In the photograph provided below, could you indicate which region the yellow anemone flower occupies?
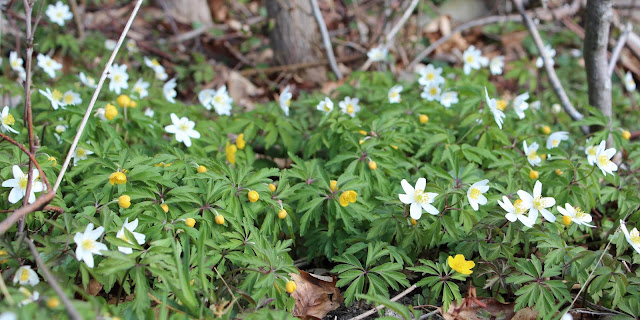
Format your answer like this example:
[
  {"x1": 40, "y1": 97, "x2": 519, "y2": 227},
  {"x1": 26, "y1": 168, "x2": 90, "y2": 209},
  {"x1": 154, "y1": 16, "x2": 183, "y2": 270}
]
[{"x1": 447, "y1": 254, "x2": 475, "y2": 275}]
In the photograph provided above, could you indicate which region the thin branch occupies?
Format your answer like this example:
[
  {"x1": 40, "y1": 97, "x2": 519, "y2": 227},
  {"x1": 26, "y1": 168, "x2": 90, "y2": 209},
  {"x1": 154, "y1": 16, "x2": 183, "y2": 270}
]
[
  {"x1": 26, "y1": 238, "x2": 81, "y2": 320},
  {"x1": 310, "y1": 0, "x2": 342, "y2": 79},
  {"x1": 68, "y1": 0, "x2": 85, "y2": 40},
  {"x1": 0, "y1": 132, "x2": 51, "y2": 191},
  {"x1": 349, "y1": 284, "x2": 417, "y2": 320},
  {"x1": 360, "y1": 0, "x2": 420, "y2": 71},
  {"x1": 53, "y1": 0, "x2": 144, "y2": 192},
  {"x1": 513, "y1": 0, "x2": 588, "y2": 134},
  {"x1": 608, "y1": 22, "x2": 631, "y2": 76}
]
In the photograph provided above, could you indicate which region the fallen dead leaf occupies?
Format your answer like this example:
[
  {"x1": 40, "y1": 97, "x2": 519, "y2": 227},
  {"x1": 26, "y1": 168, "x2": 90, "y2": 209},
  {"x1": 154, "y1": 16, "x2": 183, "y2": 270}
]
[
  {"x1": 290, "y1": 269, "x2": 343, "y2": 320},
  {"x1": 87, "y1": 279, "x2": 103, "y2": 296},
  {"x1": 227, "y1": 71, "x2": 263, "y2": 111},
  {"x1": 512, "y1": 307, "x2": 538, "y2": 320},
  {"x1": 439, "y1": 298, "x2": 516, "y2": 320}
]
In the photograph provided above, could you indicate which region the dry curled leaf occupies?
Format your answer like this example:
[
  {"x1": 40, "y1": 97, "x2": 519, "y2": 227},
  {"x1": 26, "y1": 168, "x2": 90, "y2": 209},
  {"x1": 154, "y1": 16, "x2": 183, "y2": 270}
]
[
  {"x1": 290, "y1": 269, "x2": 343, "y2": 320},
  {"x1": 439, "y1": 298, "x2": 516, "y2": 320}
]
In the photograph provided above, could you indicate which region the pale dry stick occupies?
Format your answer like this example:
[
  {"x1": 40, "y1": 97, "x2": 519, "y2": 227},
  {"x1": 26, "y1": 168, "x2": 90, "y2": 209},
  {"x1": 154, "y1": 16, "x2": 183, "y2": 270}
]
[
  {"x1": 68, "y1": 0, "x2": 84, "y2": 40},
  {"x1": 359, "y1": 0, "x2": 420, "y2": 71},
  {"x1": 608, "y1": 22, "x2": 631, "y2": 76},
  {"x1": 310, "y1": 0, "x2": 342, "y2": 79},
  {"x1": 513, "y1": 0, "x2": 588, "y2": 134},
  {"x1": 0, "y1": 0, "x2": 145, "y2": 235},
  {"x1": 26, "y1": 238, "x2": 81, "y2": 320},
  {"x1": 349, "y1": 284, "x2": 417, "y2": 320},
  {"x1": 53, "y1": 0, "x2": 144, "y2": 192},
  {"x1": 0, "y1": 272, "x2": 15, "y2": 305}
]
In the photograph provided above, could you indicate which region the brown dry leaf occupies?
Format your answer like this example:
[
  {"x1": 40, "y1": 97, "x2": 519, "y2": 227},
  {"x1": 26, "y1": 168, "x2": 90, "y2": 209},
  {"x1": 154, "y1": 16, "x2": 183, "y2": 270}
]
[
  {"x1": 439, "y1": 298, "x2": 516, "y2": 320},
  {"x1": 512, "y1": 307, "x2": 538, "y2": 319},
  {"x1": 227, "y1": 71, "x2": 263, "y2": 111},
  {"x1": 87, "y1": 279, "x2": 103, "y2": 296},
  {"x1": 290, "y1": 269, "x2": 343, "y2": 320},
  {"x1": 209, "y1": 0, "x2": 228, "y2": 22}
]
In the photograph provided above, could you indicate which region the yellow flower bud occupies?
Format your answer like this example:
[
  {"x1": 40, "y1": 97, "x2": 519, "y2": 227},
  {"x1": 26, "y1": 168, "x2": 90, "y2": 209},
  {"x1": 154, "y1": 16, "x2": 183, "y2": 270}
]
[
  {"x1": 410, "y1": 219, "x2": 417, "y2": 226},
  {"x1": 197, "y1": 165, "x2": 207, "y2": 173},
  {"x1": 529, "y1": 170, "x2": 539, "y2": 180},
  {"x1": 186, "y1": 218, "x2": 196, "y2": 228},
  {"x1": 390, "y1": 145, "x2": 398, "y2": 150},
  {"x1": 109, "y1": 171, "x2": 127, "y2": 185},
  {"x1": 47, "y1": 297, "x2": 60, "y2": 308},
  {"x1": 190, "y1": 279, "x2": 195, "y2": 285},
  {"x1": 278, "y1": 209, "x2": 287, "y2": 219},
  {"x1": 419, "y1": 114, "x2": 429, "y2": 124},
  {"x1": 236, "y1": 133, "x2": 246, "y2": 149},
  {"x1": 0, "y1": 250, "x2": 7, "y2": 264},
  {"x1": 330, "y1": 180, "x2": 338, "y2": 192},
  {"x1": 268, "y1": 183, "x2": 277, "y2": 192},
  {"x1": 248, "y1": 190, "x2": 259, "y2": 203},
  {"x1": 285, "y1": 280, "x2": 297, "y2": 293},
  {"x1": 622, "y1": 130, "x2": 631, "y2": 140},
  {"x1": 105, "y1": 104, "x2": 118, "y2": 120},
  {"x1": 555, "y1": 169, "x2": 563, "y2": 176},
  {"x1": 215, "y1": 215, "x2": 225, "y2": 225},
  {"x1": 541, "y1": 154, "x2": 547, "y2": 160},
  {"x1": 359, "y1": 140, "x2": 364, "y2": 145},
  {"x1": 562, "y1": 215, "x2": 572, "y2": 226},
  {"x1": 161, "y1": 203, "x2": 169, "y2": 213},
  {"x1": 358, "y1": 130, "x2": 367, "y2": 136},
  {"x1": 368, "y1": 161, "x2": 377, "y2": 170},
  {"x1": 48, "y1": 156, "x2": 57, "y2": 166},
  {"x1": 129, "y1": 100, "x2": 137, "y2": 108},
  {"x1": 541, "y1": 125, "x2": 551, "y2": 135},
  {"x1": 118, "y1": 195, "x2": 131, "y2": 209},
  {"x1": 226, "y1": 142, "x2": 237, "y2": 165},
  {"x1": 116, "y1": 95, "x2": 131, "y2": 108}
]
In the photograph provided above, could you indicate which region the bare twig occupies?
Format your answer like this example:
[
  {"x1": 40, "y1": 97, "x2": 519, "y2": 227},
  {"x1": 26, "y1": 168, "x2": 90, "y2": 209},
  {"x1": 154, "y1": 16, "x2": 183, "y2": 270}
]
[
  {"x1": 360, "y1": 0, "x2": 419, "y2": 71},
  {"x1": 513, "y1": 0, "x2": 588, "y2": 134},
  {"x1": 608, "y1": 23, "x2": 631, "y2": 76},
  {"x1": 26, "y1": 238, "x2": 81, "y2": 320},
  {"x1": 309, "y1": 0, "x2": 342, "y2": 79},
  {"x1": 53, "y1": 0, "x2": 144, "y2": 192},
  {"x1": 68, "y1": 0, "x2": 84, "y2": 40},
  {"x1": 0, "y1": 132, "x2": 50, "y2": 191},
  {"x1": 349, "y1": 284, "x2": 417, "y2": 320}
]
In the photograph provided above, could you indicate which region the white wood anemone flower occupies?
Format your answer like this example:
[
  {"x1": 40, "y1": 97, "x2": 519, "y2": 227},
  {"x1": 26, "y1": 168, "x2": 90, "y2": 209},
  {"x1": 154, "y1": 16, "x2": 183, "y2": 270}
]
[
  {"x1": 594, "y1": 141, "x2": 618, "y2": 176},
  {"x1": 62, "y1": 90, "x2": 82, "y2": 106},
  {"x1": 39, "y1": 88, "x2": 66, "y2": 110},
  {"x1": 132, "y1": 78, "x2": 150, "y2": 99},
  {"x1": 72, "y1": 142, "x2": 94, "y2": 165},
  {"x1": 421, "y1": 84, "x2": 441, "y2": 102},
  {"x1": 74, "y1": 223, "x2": 108, "y2": 268},
  {"x1": 36, "y1": 54, "x2": 62, "y2": 78},
  {"x1": 517, "y1": 180, "x2": 556, "y2": 222},
  {"x1": 417, "y1": 64, "x2": 444, "y2": 87},
  {"x1": 523, "y1": 140, "x2": 541, "y2": 167},
  {"x1": 78, "y1": 72, "x2": 97, "y2": 88},
  {"x1": 546, "y1": 131, "x2": 568, "y2": 149},
  {"x1": 388, "y1": 85, "x2": 403, "y2": 104},
  {"x1": 498, "y1": 196, "x2": 535, "y2": 228},
  {"x1": 163, "y1": 78, "x2": 177, "y2": 104},
  {"x1": 316, "y1": 97, "x2": 334, "y2": 113},
  {"x1": 367, "y1": 46, "x2": 388, "y2": 62},
  {"x1": 557, "y1": 203, "x2": 595, "y2": 227},
  {"x1": 46, "y1": 1, "x2": 72, "y2": 26},
  {"x1": 1, "y1": 106, "x2": 18, "y2": 134},
  {"x1": 484, "y1": 88, "x2": 505, "y2": 129},
  {"x1": 1, "y1": 165, "x2": 45, "y2": 204},
  {"x1": 512, "y1": 92, "x2": 529, "y2": 119},
  {"x1": 12, "y1": 266, "x2": 39, "y2": 286},
  {"x1": 9, "y1": 51, "x2": 24, "y2": 73},
  {"x1": 440, "y1": 91, "x2": 458, "y2": 108},
  {"x1": 116, "y1": 218, "x2": 146, "y2": 255},
  {"x1": 585, "y1": 141, "x2": 601, "y2": 166},
  {"x1": 467, "y1": 179, "x2": 490, "y2": 211},
  {"x1": 279, "y1": 86, "x2": 292, "y2": 117},
  {"x1": 17, "y1": 287, "x2": 39, "y2": 306},
  {"x1": 462, "y1": 45, "x2": 488, "y2": 75},
  {"x1": 108, "y1": 64, "x2": 129, "y2": 94},
  {"x1": 490, "y1": 56, "x2": 504, "y2": 75},
  {"x1": 624, "y1": 71, "x2": 636, "y2": 92},
  {"x1": 620, "y1": 220, "x2": 640, "y2": 255},
  {"x1": 339, "y1": 96, "x2": 360, "y2": 117},
  {"x1": 536, "y1": 44, "x2": 556, "y2": 68},
  {"x1": 165, "y1": 113, "x2": 200, "y2": 147},
  {"x1": 398, "y1": 178, "x2": 439, "y2": 220}
]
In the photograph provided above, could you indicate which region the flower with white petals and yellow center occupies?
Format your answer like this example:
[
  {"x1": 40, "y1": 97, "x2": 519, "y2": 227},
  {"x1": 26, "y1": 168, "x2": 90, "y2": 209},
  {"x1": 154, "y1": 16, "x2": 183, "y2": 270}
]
[
  {"x1": 316, "y1": 97, "x2": 334, "y2": 113},
  {"x1": 490, "y1": 55, "x2": 504, "y2": 75},
  {"x1": 624, "y1": 71, "x2": 636, "y2": 92},
  {"x1": 585, "y1": 142, "x2": 601, "y2": 166},
  {"x1": 518, "y1": 180, "x2": 556, "y2": 222},
  {"x1": 398, "y1": 178, "x2": 439, "y2": 220},
  {"x1": 484, "y1": 88, "x2": 506, "y2": 129},
  {"x1": 462, "y1": 45, "x2": 488, "y2": 75},
  {"x1": 165, "y1": 113, "x2": 200, "y2": 147},
  {"x1": 523, "y1": 140, "x2": 541, "y2": 166},
  {"x1": 18, "y1": 287, "x2": 39, "y2": 306},
  {"x1": 367, "y1": 46, "x2": 388, "y2": 62},
  {"x1": 39, "y1": 88, "x2": 66, "y2": 110},
  {"x1": 116, "y1": 218, "x2": 146, "y2": 255},
  {"x1": 36, "y1": 54, "x2": 62, "y2": 78},
  {"x1": 62, "y1": 90, "x2": 82, "y2": 106},
  {"x1": 499, "y1": 196, "x2": 535, "y2": 227},
  {"x1": 1, "y1": 106, "x2": 18, "y2": 134},
  {"x1": 513, "y1": 92, "x2": 529, "y2": 119},
  {"x1": 339, "y1": 96, "x2": 360, "y2": 117},
  {"x1": 132, "y1": 78, "x2": 149, "y2": 99},
  {"x1": 546, "y1": 131, "x2": 568, "y2": 149},
  {"x1": 9, "y1": 51, "x2": 24, "y2": 76},
  {"x1": 12, "y1": 266, "x2": 39, "y2": 286},
  {"x1": 279, "y1": 86, "x2": 293, "y2": 116},
  {"x1": 417, "y1": 64, "x2": 444, "y2": 87},
  {"x1": 467, "y1": 179, "x2": 489, "y2": 211},
  {"x1": 78, "y1": 72, "x2": 97, "y2": 88},
  {"x1": 108, "y1": 64, "x2": 129, "y2": 94},
  {"x1": 388, "y1": 85, "x2": 403, "y2": 104},
  {"x1": 73, "y1": 223, "x2": 108, "y2": 268},
  {"x1": 200, "y1": 86, "x2": 233, "y2": 115},
  {"x1": 557, "y1": 203, "x2": 594, "y2": 227},
  {"x1": 620, "y1": 220, "x2": 640, "y2": 255},
  {"x1": 163, "y1": 78, "x2": 177, "y2": 104},
  {"x1": 1, "y1": 165, "x2": 45, "y2": 204},
  {"x1": 421, "y1": 84, "x2": 441, "y2": 102},
  {"x1": 72, "y1": 142, "x2": 94, "y2": 165},
  {"x1": 536, "y1": 44, "x2": 556, "y2": 68},
  {"x1": 594, "y1": 141, "x2": 618, "y2": 176},
  {"x1": 46, "y1": 1, "x2": 72, "y2": 26},
  {"x1": 440, "y1": 91, "x2": 458, "y2": 108}
]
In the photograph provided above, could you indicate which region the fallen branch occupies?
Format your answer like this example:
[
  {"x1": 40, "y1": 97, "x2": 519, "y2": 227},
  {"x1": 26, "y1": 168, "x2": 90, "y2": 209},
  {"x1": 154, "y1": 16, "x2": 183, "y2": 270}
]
[
  {"x1": 514, "y1": 0, "x2": 588, "y2": 134},
  {"x1": 26, "y1": 238, "x2": 81, "y2": 320},
  {"x1": 360, "y1": 0, "x2": 420, "y2": 71},
  {"x1": 310, "y1": 0, "x2": 342, "y2": 79},
  {"x1": 349, "y1": 284, "x2": 417, "y2": 320},
  {"x1": 608, "y1": 23, "x2": 631, "y2": 76}
]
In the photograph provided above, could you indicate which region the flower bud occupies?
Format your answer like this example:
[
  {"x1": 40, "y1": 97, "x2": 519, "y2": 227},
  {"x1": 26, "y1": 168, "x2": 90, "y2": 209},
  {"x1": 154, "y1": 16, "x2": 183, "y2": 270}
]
[
  {"x1": 529, "y1": 170, "x2": 539, "y2": 180},
  {"x1": 285, "y1": 280, "x2": 297, "y2": 293},
  {"x1": 215, "y1": 215, "x2": 225, "y2": 225},
  {"x1": 186, "y1": 218, "x2": 196, "y2": 228},
  {"x1": 419, "y1": 114, "x2": 429, "y2": 124},
  {"x1": 118, "y1": 195, "x2": 131, "y2": 209},
  {"x1": 248, "y1": 190, "x2": 259, "y2": 202},
  {"x1": 278, "y1": 209, "x2": 287, "y2": 219},
  {"x1": 197, "y1": 165, "x2": 207, "y2": 173}
]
